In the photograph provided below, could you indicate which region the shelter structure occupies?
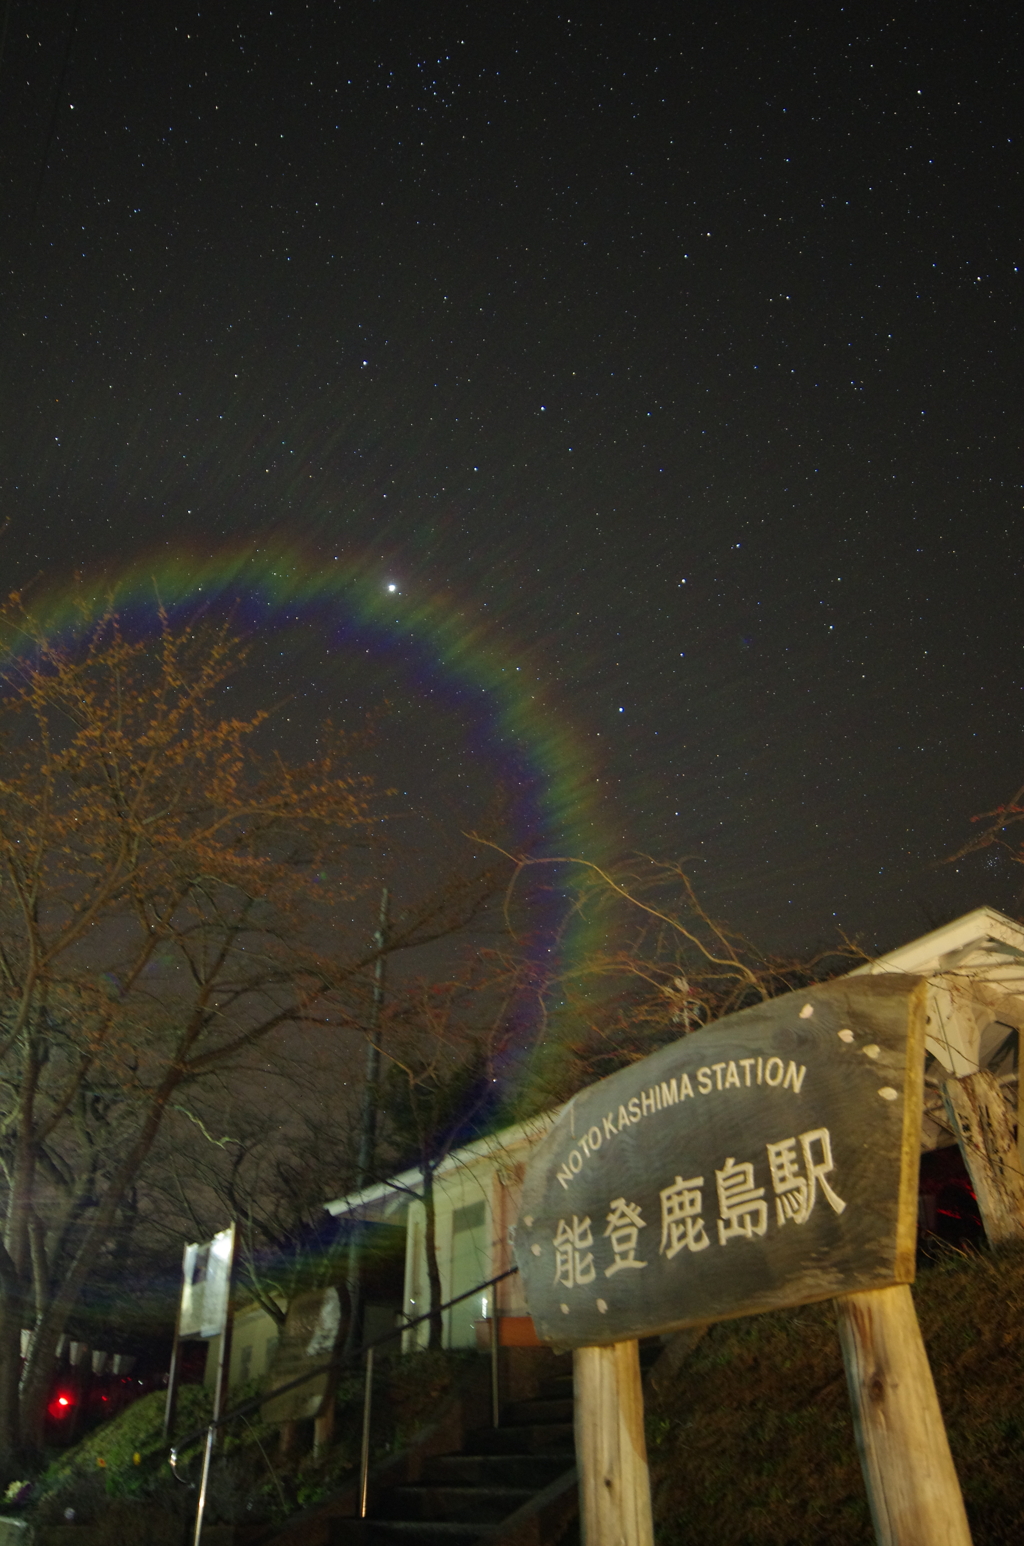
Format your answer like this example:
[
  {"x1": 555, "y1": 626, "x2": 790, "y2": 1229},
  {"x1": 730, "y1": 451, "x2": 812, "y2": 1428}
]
[
  {"x1": 852, "y1": 905, "x2": 1024, "y2": 1158},
  {"x1": 326, "y1": 907, "x2": 1024, "y2": 1349}
]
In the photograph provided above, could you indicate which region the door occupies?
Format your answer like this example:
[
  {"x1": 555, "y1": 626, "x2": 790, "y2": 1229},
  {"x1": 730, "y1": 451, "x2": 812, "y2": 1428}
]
[{"x1": 447, "y1": 1199, "x2": 490, "y2": 1347}]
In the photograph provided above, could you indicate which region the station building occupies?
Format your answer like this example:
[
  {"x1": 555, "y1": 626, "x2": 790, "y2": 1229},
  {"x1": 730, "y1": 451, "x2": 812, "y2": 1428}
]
[{"x1": 205, "y1": 904, "x2": 1024, "y2": 1386}]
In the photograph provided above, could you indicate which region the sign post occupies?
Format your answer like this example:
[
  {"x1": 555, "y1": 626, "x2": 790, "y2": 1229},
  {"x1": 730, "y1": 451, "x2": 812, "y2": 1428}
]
[
  {"x1": 574, "y1": 1339, "x2": 653, "y2": 1546},
  {"x1": 183, "y1": 1222, "x2": 237, "y2": 1546},
  {"x1": 515, "y1": 975, "x2": 972, "y2": 1546},
  {"x1": 837, "y1": 1285, "x2": 971, "y2": 1546}
]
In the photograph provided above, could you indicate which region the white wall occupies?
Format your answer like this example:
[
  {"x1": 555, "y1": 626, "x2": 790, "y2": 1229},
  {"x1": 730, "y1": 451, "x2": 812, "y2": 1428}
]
[
  {"x1": 204, "y1": 1299, "x2": 281, "y2": 1390},
  {"x1": 401, "y1": 1131, "x2": 540, "y2": 1348}
]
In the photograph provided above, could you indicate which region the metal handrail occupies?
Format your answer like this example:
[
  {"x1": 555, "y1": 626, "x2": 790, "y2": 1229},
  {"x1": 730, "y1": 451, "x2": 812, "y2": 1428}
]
[
  {"x1": 357, "y1": 1344, "x2": 375, "y2": 1519},
  {"x1": 169, "y1": 1265, "x2": 520, "y2": 1538}
]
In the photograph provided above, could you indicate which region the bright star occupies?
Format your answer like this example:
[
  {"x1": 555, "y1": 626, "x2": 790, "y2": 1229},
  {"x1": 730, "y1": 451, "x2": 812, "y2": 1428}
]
[{"x1": 386, "y1": 582, "x2": 397, "y2": 593}]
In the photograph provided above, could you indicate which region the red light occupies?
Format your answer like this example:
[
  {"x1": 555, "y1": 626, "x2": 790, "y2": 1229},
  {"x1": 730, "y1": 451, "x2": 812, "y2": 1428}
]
[
  {"x1": 57, "y1": 1396, "x2": 70, "y2": 1407},
  {"x1": 47, "y1": 1391, "x2": 76, "y2": 1419}
]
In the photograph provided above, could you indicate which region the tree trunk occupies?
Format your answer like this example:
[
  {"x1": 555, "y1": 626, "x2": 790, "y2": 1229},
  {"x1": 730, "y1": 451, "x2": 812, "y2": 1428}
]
[
  {"x1": 9, "y1": 1072, "x2": 186, "y2": 1458},
  {"x1": 0, "y1": 1299, "x2": 25, "y2": 1474},
  {"x1": 422, "y1": 1164, "x2": 444, "y2": 1351},
  {"x1": 0, "y1": 1045, "x2": 40, "y2": 1459},
  {"x1": 19, "y1": 1318, "x2": 63, "y2": 1457}
]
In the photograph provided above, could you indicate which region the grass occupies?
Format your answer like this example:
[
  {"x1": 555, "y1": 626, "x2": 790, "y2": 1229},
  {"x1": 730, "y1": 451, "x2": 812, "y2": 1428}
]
[
  {"x1": 646, "y1": 1244, "x2": 1024, "y2": 1546},
  {"x1": 27, "y1": 1347, "x2": 480, "y2": 1541}
]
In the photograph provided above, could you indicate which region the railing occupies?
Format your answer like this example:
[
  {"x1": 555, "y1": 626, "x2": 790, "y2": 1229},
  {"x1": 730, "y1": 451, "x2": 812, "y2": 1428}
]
[{"x1": 169, "y1": 1265, "x2": 520, "y2": 1546}]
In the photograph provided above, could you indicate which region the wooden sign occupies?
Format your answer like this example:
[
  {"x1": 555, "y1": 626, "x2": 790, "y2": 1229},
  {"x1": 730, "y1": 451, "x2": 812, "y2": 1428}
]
[
  {"x1": 516, "y1": 975, "x2": 926, "y2": 1348},
  {"x1": 261, "y1": 1287, "x2": 344, "y2": 1424}
]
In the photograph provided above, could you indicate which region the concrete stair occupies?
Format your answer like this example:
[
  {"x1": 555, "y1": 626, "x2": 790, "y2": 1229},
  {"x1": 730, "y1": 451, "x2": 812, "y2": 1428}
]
[{"x1": 364, "y1": 1372, "x2": 577, "y2": 1545}]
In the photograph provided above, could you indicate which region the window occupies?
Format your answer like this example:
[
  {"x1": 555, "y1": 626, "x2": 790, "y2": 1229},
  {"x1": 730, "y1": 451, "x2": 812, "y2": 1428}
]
[{"x1": 453, "y1": 1200, "x2": 486, "y2": 1234}]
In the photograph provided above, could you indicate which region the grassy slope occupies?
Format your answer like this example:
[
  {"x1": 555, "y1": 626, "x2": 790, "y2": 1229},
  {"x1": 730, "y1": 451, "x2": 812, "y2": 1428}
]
[
  {"x1": 646, "y1": 1245, "x2": 1024, "y2": 1546},
  {"x1": 30, "y1": 1350, "x2": 478, "y2": 1539},
  {"x1": 32, "y1": 1253, "x2": 1024, "y2": 1543}
]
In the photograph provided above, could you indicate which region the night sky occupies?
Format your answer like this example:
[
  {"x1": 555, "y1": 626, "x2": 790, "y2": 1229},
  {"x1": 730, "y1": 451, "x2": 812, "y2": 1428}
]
[{"x1": 0, "y1": 1, "x2": 1021, "y2": 955}]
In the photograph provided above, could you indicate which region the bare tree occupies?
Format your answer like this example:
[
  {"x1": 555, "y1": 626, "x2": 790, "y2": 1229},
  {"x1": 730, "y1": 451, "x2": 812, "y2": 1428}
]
[
  {"x1": 483, "y1": 847, "x2": 866, "y2": 1110},
  {"x1": 139, "y1": 950, "x2": 526, "y2": 1356},
  {"x1": 951, "y1": 781, "x2": 1024, "y2": 874},
  {"x1": 368, "y1": 956, "x2": 522, "y2": 1349},
  {"x1": 0, "y1": 599, "x2": 511, "y2": 1463}
]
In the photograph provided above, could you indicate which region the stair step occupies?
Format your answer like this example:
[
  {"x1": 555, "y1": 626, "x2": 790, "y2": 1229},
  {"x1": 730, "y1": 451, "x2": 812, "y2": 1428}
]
[
  {"x1": 466, "y1": 1422, "x2": 575, "y2": 1456},
  {"x1": 538, "y1": 1374, "x2": 575, "y2": 1400},
  {"x1": 502, "y1": 1397, "x2": 574, "y2": 1425},
  {"x1": 423, "y1": 1453, "x2": 570, "y2": 1487},
  {"x1": 380, "y1": 1485, "x2": 534, "y2": 1523},
  {"x1": 364, "y1": 1524, "x2": 496, "y2": 1544},
  {"x1": 355, "y1": 1366, "x2": 581, "y2": 1546}
]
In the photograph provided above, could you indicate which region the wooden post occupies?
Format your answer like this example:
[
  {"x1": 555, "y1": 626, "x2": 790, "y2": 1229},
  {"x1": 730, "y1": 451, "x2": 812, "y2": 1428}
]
[
  {"x1": 942, "y1": 1071, "x2": 1024, "y2": 1245},
  {"x1": 313, "y1": 1398, "x2": 336, "y2": 1455},
  {"x1": 573, "y1": 1339, "x2": 654, "y2": 1546},
  {"x1": 836, "y1": 1285, "x2": 972, "y2": 1546}
]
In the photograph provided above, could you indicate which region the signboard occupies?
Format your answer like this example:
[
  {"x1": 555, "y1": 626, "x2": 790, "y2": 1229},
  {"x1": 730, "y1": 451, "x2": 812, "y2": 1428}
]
[
  {"x1": 178, "y1": 1226, "x2": 235, "y2": 1338},
  {"x1": 261, "y1": 1287, "x2": 344, "y2": 1425},
  {"x1": 516, "y1": 975, "x2": 925, "y2": 1348}
]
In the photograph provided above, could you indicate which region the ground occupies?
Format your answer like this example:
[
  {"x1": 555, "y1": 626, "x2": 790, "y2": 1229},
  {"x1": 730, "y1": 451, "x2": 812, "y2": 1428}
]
[{"x1": 646, "y1": 1243, "x2": 1024, "y2": 1545}]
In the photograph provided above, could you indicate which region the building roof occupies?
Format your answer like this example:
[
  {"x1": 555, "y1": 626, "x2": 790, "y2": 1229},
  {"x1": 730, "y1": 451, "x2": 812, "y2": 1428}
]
[
  {"x1": 325, "y1": 907, "x2": 1024, "y2": 1220},
  {"x1": 324, "y1": 1110, "x2": 558, "y2": 1222},
  {"x1": 850, "y1": 906, "x2": 1024, "y2": 980}
]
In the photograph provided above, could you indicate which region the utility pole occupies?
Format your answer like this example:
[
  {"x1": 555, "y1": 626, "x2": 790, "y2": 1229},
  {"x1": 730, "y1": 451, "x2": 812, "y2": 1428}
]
[{"x1": 344, "y1": 885, "x2": 390, "y2": 1357}]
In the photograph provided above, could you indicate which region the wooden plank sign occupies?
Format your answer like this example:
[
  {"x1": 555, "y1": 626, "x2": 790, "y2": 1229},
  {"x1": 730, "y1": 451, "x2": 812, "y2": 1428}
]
[
  {"x1": 516, "y1": 975, "x2": 926, "y2": 1348},
  {"x1": 260, "y1": 1287, "x2": 344, "y2": 1424}
]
